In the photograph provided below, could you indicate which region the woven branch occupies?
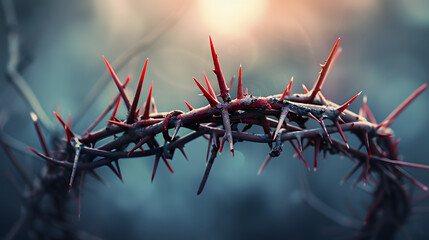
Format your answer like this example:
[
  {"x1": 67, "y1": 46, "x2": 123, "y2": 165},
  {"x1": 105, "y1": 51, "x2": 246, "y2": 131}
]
[{"x1": 7, "y1": 35, "x2": 428, "y2": 239}]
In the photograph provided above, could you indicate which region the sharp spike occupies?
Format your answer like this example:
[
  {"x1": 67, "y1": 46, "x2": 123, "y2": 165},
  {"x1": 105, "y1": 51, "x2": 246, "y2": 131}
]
[
  {"x1": 102, "y1": 56, "x2": 131, "y2": 109},
  {"x1": 209, "y1": 36, "x2": 230, "y2": 102},
  {"x1": 162, "y1": 155, "x2": 174, "y2": 174},
  {"x1": 179, "y1": 147, "x2": 189, "y2": 161},
  {"x1": 280, "y1": 77, "x2": 294, "y2": 100},
  {"x1": 203, "y1": 72, "x2": 217, "y2": 98},
  {"x1": 67, "y1": 113, "x2": 72, "y2": 129},
  {"x1": 257, "y1": 154, "x2": 272, "y2": 175},
  {"x1": 335, "y1": 121, "x2": 349, "y2": 149},
  {"x1": 113, "y1": 160, "x2": 123, "y2": 183},
  {"x1": 319, "y1": 120, "x2": 332, "y2": 144},
  {"x1": 128, "y1": 58, "x2": 148, "y2": 123},
  {"x1": 128, "y1": 136, "x2": 151, "y2": 155},
  {"x1": 273, "y1": 107, "x2": 289, "y2": 140},
  {"x1": 314, "y1": 138, "x2": 320, "y2": 171},
  {"x1": 142, "y1": 81, "x2": 153, "y2": 120},
  {"x1": 237, "y1": 65, "x2": 244, "y2": 99},
  {"x1": 219, "y1": 135, "x2": 226, "y2": 153},
  {"x1": 378, "y1": 84, "x2": 427, "y2": 128},
  {"x1": 184, "y1": 100, "x2": 194, "y2": 111},
  {"x1": 30, "y1": 112, "x2": 50, "y2": 157},
  {"x1": 106, "y1": 120, "x2": 129, "y2": 128},
  {"x1": 295, "y1": 135, "x2": 303, "y2": 152},
  {"x1": 68, "y1": 144, "x2": 82, "y2": 192},
  {"x1": 308, "y1": 37, "x2": 341, "y2": 102},
  {"x1": 151, "y1": 97, "x2": 158, "y2": 113},
  {"x1": 151, "y1": 154, "x2": 161, "y2": 182},
  {"x1": 395, "y1": 166, "x2": 428, "y2": 191},
  {"x1": 87, "y1": 170, "x2": 107, "y2": 185},
  {"x1": 290, "y1": 140, "x2": 310, "y2": 170},
  {"x1": 245, "y1": 88, "x2": 248, "y2": 96},
  {"x1": 54, "y1": 112, "x2": 74, "y2": 142},
  {"x1": 363, "y1": 132, "x2": 372, "y2": 157},
  {"x1": 197, "y1": 143, "x2": 219, "y2": 195},
  {"x1": 193, "y1": 77, "x2": 220, "y2": 107},
  {"x1": 171, "y1": 122, "x2": 181, "y2": 141},
  {"x1": 229, "y1": 75, "x2": 235, "y2": 90},
  {"x1": 337, "y1": 91, "x2": 362, "y2": 114},
  {"x1": 221, "y1": 108, "x2": 234, "y2": 156},
  {"x1": 362, "y1": 96, "x2": 377, "y2": 124},
  {"x1": 307, "y1": 112, "x2": 321, "y2": 123},
  {"x1": 302, "y1": 84, "x2": 309, "y2": 93},
  {"x1": 206, "y1": 134, "x2": 212, "y2": 162}
]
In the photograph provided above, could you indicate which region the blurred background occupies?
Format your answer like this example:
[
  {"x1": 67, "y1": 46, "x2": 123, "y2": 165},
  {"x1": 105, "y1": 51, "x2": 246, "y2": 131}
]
[{"x1": 1, "y1": 0, "x2": 429, "y2": 239}]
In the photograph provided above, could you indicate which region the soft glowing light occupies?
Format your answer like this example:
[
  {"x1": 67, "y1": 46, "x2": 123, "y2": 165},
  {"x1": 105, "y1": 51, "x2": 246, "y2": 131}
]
[{"x1": 198, "y1": 0, "x2": 268, "y2": 36}]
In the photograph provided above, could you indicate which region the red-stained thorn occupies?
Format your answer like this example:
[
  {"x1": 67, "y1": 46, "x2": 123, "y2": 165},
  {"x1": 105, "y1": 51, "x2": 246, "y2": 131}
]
[
  {"x1": 319, "y1": 120, "x2": 332, "y2": 144},
  {"x1": 184, "y1": 100, "x2": 194, "y2": 111},
  {"x1": 142, "y1": 81, "x2": 153, "y2": 120},
  {"x1": 308, "y1": 37, "x2": 341, "y2": 102},
  {"x1": 302, "y1": 84, "x2": 309, "y2": 93},
  {"x1": 229, "y1": 75, "x2": 235, "y2": 91},
  {"x1": 151, "y1": 154, "x2": 161, "y2": 182},
  {"x1": 395, "y1": 166, "x2": 428, "y2": 191},
  {"x1": 245, "y1": 88, "x2": 248, "y2": 96},
  {"x1": 209, "y1": 35, "x2": 230, "y2": 103},
  {"x1": 237, "y1": 65, "x2": 244, "y2": 99},
  {"x1": 128, "y1": 136, "x2": 151, "y2": 155},
  {"x1": 30, "y1": 112, "x2": 50, "y2": 157},
  {"x1": 203, "y1": 72, "x2": 217, "y2": 98},
  {"x1": 67, "y1": 113, "x2": 72, "y2": 129},
  {"x1": 162, "y1": 154, "x2": 174, "y2": 174},
  {"x1": 362, "y1": 95, "x2": 377, "y2": 124},
  {"x1": 128, "y1": 58, "x2": 148, "y2": 123},
  {"x1": 363, "y1": 132, "x2": 372, "y2": 157},
  {"x1": 307, "y1": 112, "x2": 320, "y2": 123},
  {"x1": 103, "y1": 56, "x2": 131, "y2": 110},
  {"x1": 295, "y1": 135, "x2": 303, "y2": 152},
  {"x1": 106, "y1": 120, "x2": 129, "y2": 128},
  {"x1": 335, "y1": 121, "x2": 349, "y2": 149},
  {"x1": 111, "y1": 97, "x2": 121, "y2": 121},
  {"x1": 194, "y1": 77, "x2": 220, "y2": 107},
  {"x1": 68, "y1": 143, "x2": 82, "y2": 192},
  {"x1": 290, "y1": 140, "x2": 310, "y2": 171},
  {"x1": 280, "y1": 77, "x2": 294, "y2": 101},
  {"x1": 337, "y1": 91, "x2": 362, "y2": 115},
  {"x1": 257, "y1": 154, "x2": 272, "y2": 175},
  {"x1": 273, "y1": 107, "x2": 289, "y2": 140},
  {"x1": 314, "y1": 138, "x2": 320, "y2": 171},
  {"x1": 54, "y1": 112, "x2": 74, "y2": 143},
  {"x1": 219, "y1": 135, "x2": 226, "y2": 153},
  {"x1": 378, "y1": 83, "x2": 427, "y2": 128}
]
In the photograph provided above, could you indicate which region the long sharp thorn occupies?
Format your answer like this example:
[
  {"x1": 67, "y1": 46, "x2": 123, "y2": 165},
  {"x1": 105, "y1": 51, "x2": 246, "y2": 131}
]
[
  {"x1": 54, "y1": 112, "x2": 74, "y2": 142},
  {"x1": 113, "y1": 160, "x2": 123, "y2": 183},
  {"x1": 209, "y1": 36, "x2": 229, "y2": 102},
  {"x1": 314, "y1": 139, "x2": 320, "y2": 171},
  {"x1": 378, "y1": 83, "x2": 428, "y2": 128},
  {"x1": 335, "y1": 121, "x2": 349, "y2": 149},
  {"x1": 296, "y1": 135, "x2": 303, "y2": 152},
  {"x1": 363, "y1": 132, "x2": 372, "y2": 157},
  {"x1": 103, "y1": 56, "x2": 131, "y2": 109},
  {"x1": 337, "y1": 91, "x2": 362, "y2": 114},
  {"x1": 290, "y1": 141, "x2": 310, "y2": 170},
  {"x1": 197, "y1": 145, "x2": 219, "y2": 195},
  {"x1": 395, "y1": 166, "x2": 428, "y2": 191},
  {"x1": 206, "y1": 135, "x2": 212, "y2": 162},
  {"x1": 30, "y1": 112, "x2": 50, "y2": 157},
  {"x1": 362, "y1": 96, "x2": 377, "y2": 124},
  {"x1": 87, "y1": 170, "x2": 107, "y2": 185},
  {"x1": 128, "y1": 136, "x2": 151, "y2": 155},
  {"x1": 128, "y1": 58, "x2": 148, "y2": 123},
  {"x1": 171, "y1": 122, "x2": 181, "y2": 141},
  {"x1": 179, "y1": 147, "x2": 189, "y2": 161},
  {"x1": 151, "y1": 97, "x2": 158, "y2": 113},
  {"x1": 219, "y1": 135, "x2": 226, "y2": 153},
  {"x1": 237, "y1": 65, "x2": 244, "y2": 99},
  {"x1": 273, "y1": 107, "x2": 288, "y2": 140},
  {"x1": 142, "y1": 81, "x2": 153, "y2": 120},
  {"x1": 106, "y1": 120, "x2": 129, "y2": 128},
  {"x1": 193, "y1": 78, "x2": 219, "y2": 107},
  {"x1": 280, "y1": 77, "x2": 294, "y2": 100},
  {"x1": 340, "y1": 162, "x2": 362, "y2": 185},
  {"x1": 245, "y1": 88, "x2": 248, "y2": 96},
  {"x1": 319, "y1": 120, "x2": 332, "y2": 144},
  {"x1": 307, "y1": 112, "x2": 320, "y2": 123},
  {"x1": 184, "y1": 100, "x2": 194, "y2": 111},
  {"x1": 162, "y1": 155, "x2": 174, "y2": 174},
  {"x1": 151, "y1": 154, "x2": 161, "y2": 182},
  {"x1": 203, "y1": 72, "x2": 217, "y2": 98},
  {"x1": 68, "y1": 145, "x2": 82, "y2": 192},
  {"x1": 229, "y1": 75, "x2": 235, "y2": 90},
  {"x1": 308, "y1": 37, "x2": 341, "y2": 102},
  {"x1": 221, "y1": 108, "x2": 233, "y2": 156},
  {"x1": 257, "y1": 154, "x2": 272, "y2": 175}
]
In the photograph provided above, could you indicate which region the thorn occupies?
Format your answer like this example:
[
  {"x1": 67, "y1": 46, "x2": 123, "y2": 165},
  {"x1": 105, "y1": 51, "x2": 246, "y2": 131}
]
[
  {"x1": 362, "y1": 95, "x2": 377, "y2": 124},
  {"x1": 378, "y1": 84, "x2": 427, "y2": 128},
  {"x1": 103, "y1": 56, "x2": 131, "y2": 109},
  {"x1": 319, "y1": 120, "x2": 332, "y2": 144},
  {"x1": 221, "y1": 108, "x2": 234, "y2": 156},
  {"x1": 197, "y1": 143, "x2": 219, "y2": 195},
  {"x1": 302, "y1": 84, "x2": 309, "y2": 93},
  {"x1": 335, "y1": 121, "x2": 349, "y2": 148},
  {"x1": 54, "y1": 112, "x2": 74, "y2": 142},
  {"x1": 184, "y1": 100, "x2": 194, "y2": 111},
  {"x1": 245, "y1": 88, "x2": 248, "y2": 96},
  {"x1": 171, "y1": 122, "x2": 181, "y2": 141},
  {"x1": 363, "y1": 132, "x2": 372, "y2": 157},
  {"x1": 337, "y1": 91, "x2": 362, "y2": 114},
  {"x1": 237, "y1": 65, "x2": 244, "y2": 99},
  {"x1": 257, "y1": 155, "x2": 272, "y2": 175},
  {"x1": 113, "y1": 160, "x2": 123, "y2": 183},
  {"x1": 68, "y1": 113, "x2": 72, "y2": 129},
  {"x1": 106, "y1": 120, "x2": 129, "y2": 128},
  {"x1": 229, "y1": 75, "x2": 235, "y2": 91},
  {"x1": 395, "y1": 166, "x2": 428, "y2": 191},
  {"x1": 193, "y1": 77, "x2": 220, "y2": 107},
  {"x1": 111, "y1": 97, "x2": 121, "y2": 121},
  {"x1": 203, "y1": 72, "x2": 217, "y2": 98},
  {"x1": 314, "y1": 138, "x2": 320, "y2": 171},
  {"x1": 290, "y1": 140, "x2": 310, "y2": 171},
  {"x1": 206, "y1": 134, "x2": 212, "y2": 162},
  {"x1": 151, "y1": 154, "x2": 161, "y2": 182},
  {"x1": 30, "y1": 112, "x2": 50, "y2": 157},
  {"x1": 280, "y1": 77, "x2": 294, "y2": 100},
  {"x1": 68, "y1": 144, "x2": 82, "y2": 192},
  {"x1": 219, "y1": 135, "x2": 226, "y2": 153},
  {"x1": 273, "y1": 107, "x2": 289, "y2": 140},
  {"x1": 162, "y1": 154, "x2": 174, "y2": 174},
  {"x1": 209, "y1": 36, "x2": 229, "y2": 102},
  {"x1": 87, "y1": 170, "x2": 107, "y2": 185},
  {"x1": 150, "y1": 97, "x2": 158, "y2": 113},
  {"x1": 141, "y1": 81, "x2": 153, "y2": 120},
  {"x1": 128, "y1": 136, "x2": 151, "y2": 155},
  {"x1": 308, "y1": 37, "x2": 341, "y2": 102},
  {"x1": 307, "y1": 112, "x2": 320, "y2": 123},
  {"x1": 128, "y1": 58, "x2": 148, "y2": 123},
  {"x1": 179, "y1": 147, "x2": 189, "y2": 161},
  {"x1": 295, "y1": 135, "x2": 303, "y2": 152}
]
